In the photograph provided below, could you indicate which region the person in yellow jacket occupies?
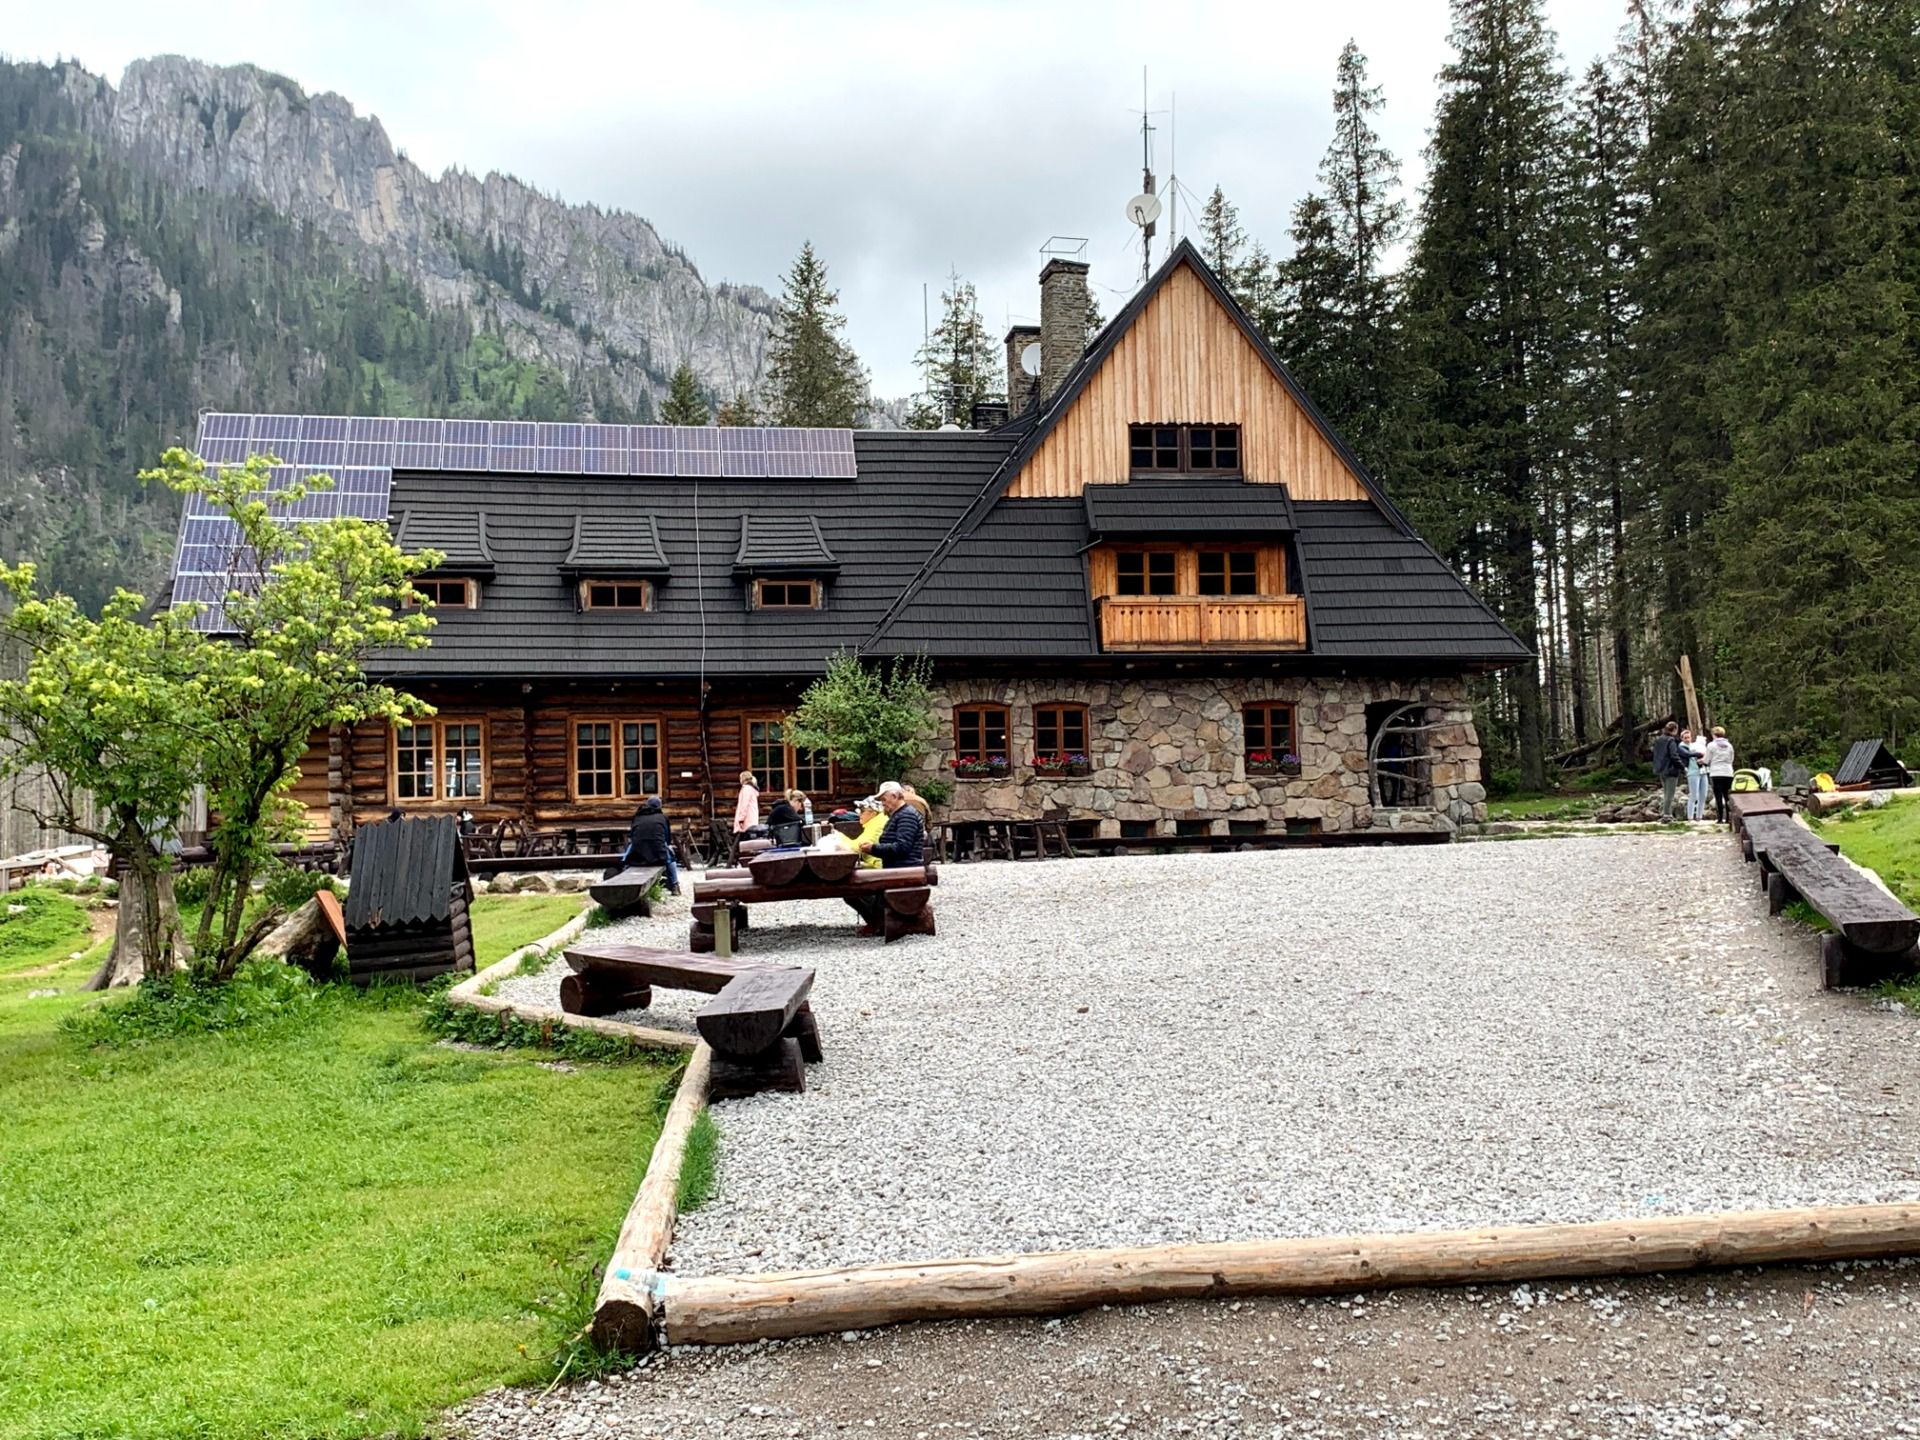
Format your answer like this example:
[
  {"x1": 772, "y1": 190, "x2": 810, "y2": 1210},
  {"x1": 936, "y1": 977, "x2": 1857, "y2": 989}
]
[{"x1": 852, "y1": 795, "x2": 887, "y2": 868}]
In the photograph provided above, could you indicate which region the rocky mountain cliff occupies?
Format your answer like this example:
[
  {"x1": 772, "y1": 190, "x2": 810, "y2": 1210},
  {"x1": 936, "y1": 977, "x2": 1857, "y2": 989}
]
[
  {"x1": 62, "y1": 57, "x2": 774, "y2": 405},
  {"x1": 0, "y1": 55, "x2": 782, "y2": 610}
]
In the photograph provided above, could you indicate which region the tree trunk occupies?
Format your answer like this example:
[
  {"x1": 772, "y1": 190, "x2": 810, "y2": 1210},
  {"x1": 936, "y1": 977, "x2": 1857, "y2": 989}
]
[{"x1": 86, "y1": 861, "x2": 182, "y2": 990}]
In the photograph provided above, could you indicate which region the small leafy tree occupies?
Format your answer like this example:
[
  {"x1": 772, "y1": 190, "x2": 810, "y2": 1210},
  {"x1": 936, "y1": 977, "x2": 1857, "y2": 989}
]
[
  {"x1": 786, "y1": 653, "x2": 937, "y2": 787},
  {"x1": 715, "y1": 391, "x2": 760, "y2": 426},
  {"x1": 0, "y1": 450, "x2": 437, "y2": 988},
  {"x1": 0, "y1": 579, "x2": 207, "y2": 988}
]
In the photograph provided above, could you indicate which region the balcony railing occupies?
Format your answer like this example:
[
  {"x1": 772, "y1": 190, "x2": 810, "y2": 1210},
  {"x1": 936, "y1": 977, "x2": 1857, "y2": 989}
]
[{"x1": 1097, "y1": 595, "x2": 1307, "y2": 652}]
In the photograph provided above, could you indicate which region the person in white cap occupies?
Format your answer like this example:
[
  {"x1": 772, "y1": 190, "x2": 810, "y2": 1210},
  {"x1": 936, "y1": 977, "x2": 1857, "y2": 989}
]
[{"x1": 849, "y1": 782, "x2": 925, "y2": 934}]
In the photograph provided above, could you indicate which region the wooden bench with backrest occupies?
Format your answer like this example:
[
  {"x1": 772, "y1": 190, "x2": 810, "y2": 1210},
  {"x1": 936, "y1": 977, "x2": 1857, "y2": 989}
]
[
  {"x1": 1736, "y1": 810, "x2": 1920, "y2": 988},
  {"x1": 589, "y1": 864, "x2": 664, "y2": 918},
  {"x1": 560, "y1": 942, "x2": 823, "y2": 1096},
  {"x1": 688, "y1": 851, "x2": 938, "y2": 950}
]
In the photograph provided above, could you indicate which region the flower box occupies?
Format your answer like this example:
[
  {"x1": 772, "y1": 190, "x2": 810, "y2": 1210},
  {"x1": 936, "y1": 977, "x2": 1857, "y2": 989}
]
[
  {"x1": 1032, "y1": 752, "x2": 1091, "y2": 779},
  {"x1": 954, "y1": 754, "x2": 1011, "y2": 780},
  {"x1": 1247, "y1": 751, "x2": 1302, "y2": 778}
]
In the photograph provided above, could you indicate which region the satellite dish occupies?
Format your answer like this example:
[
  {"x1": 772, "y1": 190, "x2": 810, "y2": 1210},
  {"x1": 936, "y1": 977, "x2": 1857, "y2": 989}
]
[
  {"x1": 1126, "y1": 193, "x2": 1164, "y2": 228},
  {"x1": 1019, "y1": 342, "x2": 1043, "y2": 377}
]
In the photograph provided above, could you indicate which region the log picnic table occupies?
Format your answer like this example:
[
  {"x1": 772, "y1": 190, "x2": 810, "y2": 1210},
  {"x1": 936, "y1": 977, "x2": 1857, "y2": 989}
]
[
  {"x1": 1734, "y1": 800, "x2": 1920, "y2": 989},
  {"x1": 561, "y1": 942, "x2": 823, "y2": 1097},
  {"x1": 690, "y1": 849, "x2": 938, "y2": 951}
]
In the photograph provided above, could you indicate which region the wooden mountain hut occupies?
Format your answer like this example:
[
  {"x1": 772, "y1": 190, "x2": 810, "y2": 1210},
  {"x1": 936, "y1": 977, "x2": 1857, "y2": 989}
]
[{"x1": 341, "y1": 814, "x2": 476, "y2": 984}]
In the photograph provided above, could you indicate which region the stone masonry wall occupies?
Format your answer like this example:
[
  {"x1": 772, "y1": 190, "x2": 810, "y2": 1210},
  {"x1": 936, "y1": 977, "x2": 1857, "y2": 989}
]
[{"x1": 917, "y1": 675, "x2": 1487, "y2": 836}]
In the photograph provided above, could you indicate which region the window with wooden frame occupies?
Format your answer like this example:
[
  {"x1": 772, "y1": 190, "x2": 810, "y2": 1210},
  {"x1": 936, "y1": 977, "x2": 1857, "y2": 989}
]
[
  {"x1": 954, "y1": 704, "x2": 1010, "y2": 766},
  {"x1": 1034, "y1": 703, "x2": 1088, "y2": 757},
  {"x1": 571, "y1": 718, "x2": 664, "y2": 801},
  {"x1": 1243, "y1": 702, "x2": 1297, "y2": 761},
  {"x1": 392, "y1": 718, "x2": 486, "y2": 803},
  {"x1": 404, "y1": 576, "x2": 478, "y2": 609},
  {"x1": 580, "y1": 579, "x2": 653, "y2": 611},
  {"x1": 753, "y1": 578, "x2": 820, "y2": 610},
  {"x1": 743, "y1": 717, "x2": 833, "y2": 795},
  {"x1": 1115, "y1": 548, "x2": 1179, "y2": 596},
  {"x1": 1127, "y1": 423, "x2": 1242, "y2": 477},
  {"x1": 1197, "y1": 548, "x2": 1258, "y2": 596}
]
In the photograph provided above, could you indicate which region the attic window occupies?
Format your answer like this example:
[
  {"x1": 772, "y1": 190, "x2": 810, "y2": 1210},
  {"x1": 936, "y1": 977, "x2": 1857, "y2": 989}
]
[
  {"x1": 754, "y1": 578, "x2": 820, "y2": 610},
  {"x1": 405, "y1": 577, "x2": 478, "y2": 609},
  {"x1": 1129, "y1": 423, "x2": 1241, "y2": 477},
  {"x1": 580, "y1": 579, "x2": 653, "y2": 611}
]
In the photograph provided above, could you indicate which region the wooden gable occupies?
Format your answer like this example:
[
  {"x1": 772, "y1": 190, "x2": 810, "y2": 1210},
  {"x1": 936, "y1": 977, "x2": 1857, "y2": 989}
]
[{"x1": 1007, "y1": 259, "x2": 1371, "y2": 502}]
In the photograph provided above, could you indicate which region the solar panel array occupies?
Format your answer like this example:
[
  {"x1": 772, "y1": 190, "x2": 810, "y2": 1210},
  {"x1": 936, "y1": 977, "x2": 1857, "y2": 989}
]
[
  {"x1": 195, "y1": 413, "x2": 859, "y2": 478},
  {"x1": 172, "y1": 411, "x2": 860, "y2": 631}
]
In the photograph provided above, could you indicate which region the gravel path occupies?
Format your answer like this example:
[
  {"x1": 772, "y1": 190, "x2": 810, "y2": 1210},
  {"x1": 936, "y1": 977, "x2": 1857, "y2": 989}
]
[
  {"x1": 496, "y1": 835, "x2": 1920, "y2": 1277},
  {"x1": 445, "y1": 1259, "x2": 1920, "y2": 1439}
]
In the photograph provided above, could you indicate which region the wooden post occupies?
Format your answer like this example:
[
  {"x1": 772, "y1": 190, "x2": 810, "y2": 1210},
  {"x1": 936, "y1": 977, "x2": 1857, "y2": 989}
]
[
  {"x1": 659, "y1": 1203, "x2": 1920, "y2": 1346},
  {"x1": 1677, "y1": 654, "x2": 1703, "y2": 735},
  {"x1": 714, "y1": 902, "x2": 734, "y2": 959},
  {"x1": 591, "y1": 1044, "x2": 713, "y2": 1353}
]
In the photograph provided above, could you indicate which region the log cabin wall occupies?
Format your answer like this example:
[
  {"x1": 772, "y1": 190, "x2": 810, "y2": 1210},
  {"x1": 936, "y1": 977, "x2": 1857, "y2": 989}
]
[
  {"x1": 1007, "y1": 262, "x2": 1372, "y2": 502},
  {"x1": 336, "y1": 682, "x2": 874, "y2": 833}
]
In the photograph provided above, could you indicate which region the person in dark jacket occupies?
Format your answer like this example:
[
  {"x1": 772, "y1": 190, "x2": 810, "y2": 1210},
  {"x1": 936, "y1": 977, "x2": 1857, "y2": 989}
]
[
  {"x1": 1651, "y1": 721, "x2": 1688, "y2": 821},
  {"x1": 847, "y1": 783, "x2": 924, "y2": 933},
  {"x1": 621, "y1": 795, "x2": 680, "y2": 895}
]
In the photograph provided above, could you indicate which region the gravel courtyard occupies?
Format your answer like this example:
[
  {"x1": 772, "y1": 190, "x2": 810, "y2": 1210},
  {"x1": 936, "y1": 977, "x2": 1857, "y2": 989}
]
[{"x1": 497, "y1": 833, "x2": 1920, "y2": 1277}]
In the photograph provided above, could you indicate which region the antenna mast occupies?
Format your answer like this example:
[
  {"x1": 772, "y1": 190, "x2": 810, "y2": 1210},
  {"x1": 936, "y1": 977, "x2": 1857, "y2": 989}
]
[{"x1": 1138, "y1": 67, "x2": 1157, "y2": 283}]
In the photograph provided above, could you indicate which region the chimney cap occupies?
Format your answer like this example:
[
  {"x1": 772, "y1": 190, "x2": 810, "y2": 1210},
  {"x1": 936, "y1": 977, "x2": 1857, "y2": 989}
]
[
  {"x1": 1040, "y1": 257, "x2": 1091, "y2": 284},
  {"x1": 1004, "y1": 322, "x2": 1041, "y2": 343}
]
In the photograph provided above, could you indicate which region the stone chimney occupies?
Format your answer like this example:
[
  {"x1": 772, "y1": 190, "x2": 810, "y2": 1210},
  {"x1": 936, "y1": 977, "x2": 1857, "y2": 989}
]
[
  {"x1": 1004, "y1": 324, "x2": 1041, "y2": 417},
  {"x1": 1038, "y1": 259, "x2": 1091, "y2": 401}
]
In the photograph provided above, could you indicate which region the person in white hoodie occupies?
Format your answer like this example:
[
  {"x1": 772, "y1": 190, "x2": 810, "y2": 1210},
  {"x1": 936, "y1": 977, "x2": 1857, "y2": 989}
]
[{"x1": 1703, "y1": 725, "x2": 1736, "y2": 824}]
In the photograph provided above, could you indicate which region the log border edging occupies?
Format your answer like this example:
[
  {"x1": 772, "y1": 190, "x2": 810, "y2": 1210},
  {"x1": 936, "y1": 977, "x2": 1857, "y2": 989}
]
[
  {"x1": 655, "y1": 1203, "x2": 1920, "y2": 1346},
  {"x1": 442, "y1": 903, "x2": 696, "y2": 1052},
  {"x1": 590, "y1": 1043, "x2": 713, "y2": 1352}
]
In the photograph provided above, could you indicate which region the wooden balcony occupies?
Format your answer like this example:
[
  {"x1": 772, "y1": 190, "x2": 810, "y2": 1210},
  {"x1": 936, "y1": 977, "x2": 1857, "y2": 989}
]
[{"x1": 1097, "y1": 595, "x2": 1307, "y2": 652}]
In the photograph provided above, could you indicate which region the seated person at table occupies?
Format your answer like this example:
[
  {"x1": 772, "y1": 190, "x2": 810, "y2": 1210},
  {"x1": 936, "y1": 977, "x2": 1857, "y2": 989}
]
[
  {"x1": 848, "y1": 783, "x2": 925, "y2": 934},
  {"x1": 621, "y1": 795, "x2": 680, "y2": 895},
  {"x1": 851, "y1": 794, "x2": 887, "y2": 869}
]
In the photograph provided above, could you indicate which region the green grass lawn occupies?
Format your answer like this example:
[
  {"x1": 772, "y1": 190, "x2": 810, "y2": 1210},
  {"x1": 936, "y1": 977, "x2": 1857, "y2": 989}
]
[{"x1": 0, "y1": 890, "x2": 682, "y2": 1440}]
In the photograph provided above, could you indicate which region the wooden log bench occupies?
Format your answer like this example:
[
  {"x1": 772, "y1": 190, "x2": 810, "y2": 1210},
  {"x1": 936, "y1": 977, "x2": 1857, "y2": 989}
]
[
  {"x1": 588, "y1": 864, "x2": 665, "y2": 918},
  {"x1": 688, "y1": 861, "x2": 939, "y2": 950},
  {"x1": 1736, "y1": 815, "x2": 1920, "y2": 988},
  {"x1": 561, "y1": 942, "x2": 823, "y2": 1097},
  {"x1": 1728, "y1": 790, "x2": 1795, "y2": 839}
]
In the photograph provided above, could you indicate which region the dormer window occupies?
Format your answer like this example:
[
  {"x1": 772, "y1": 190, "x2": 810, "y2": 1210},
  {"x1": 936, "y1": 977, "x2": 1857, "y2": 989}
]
[
  {"x1": 580, "y1": 580, "x2": 653, "y2": 611},
  {"x1": 1128, "y1": 423, "x2": 1241, "y2": 477},
  {"x1": 754, "y1": 578, "x2": 820, "y2": 610},
  {"x1": 405, "y1": 577, "x2": 478, "y2": 609}
]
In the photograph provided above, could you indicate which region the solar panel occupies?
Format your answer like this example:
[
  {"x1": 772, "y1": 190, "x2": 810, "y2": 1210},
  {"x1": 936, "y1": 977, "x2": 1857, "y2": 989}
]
[
  {"x1": 629, "y1": 425, "x2": 675, "y2": 476},
  {"x1": 442, "y1": 418, "x2": 488, "y2": 471},
  {"x1": 201, "y1": 413, "x2": 251, "y2": 440},
  {"x1": 764, "y1": 429, "x2": 809, "y2": 478},
  {"x1": 346, "y1": 415, "x2": 398, "y2": 467},
  {"x1": 718, "y1": 427, "x2": 767, "y2": 477},
  {"x1": 673, "y1": 427, "x2": 722, "y2": 477},
  {"x1": 582, "y1": 425, "x2": 629, "y2": 475},
  {"x1": 394, "y1": 417, "x2": 443, "y2": 470},
  {"x1": 807, "y1": 428, "x2": 858, "y2": 478}
]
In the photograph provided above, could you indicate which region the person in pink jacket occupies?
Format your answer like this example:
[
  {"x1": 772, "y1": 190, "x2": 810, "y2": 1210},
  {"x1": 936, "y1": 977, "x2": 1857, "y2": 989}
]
[{"x1": 731, "y1": 770, "x2": 760, "y2": 862}]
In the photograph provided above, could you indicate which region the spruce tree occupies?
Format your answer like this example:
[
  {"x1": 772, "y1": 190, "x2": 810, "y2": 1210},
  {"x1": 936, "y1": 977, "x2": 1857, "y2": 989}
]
[
  {"x1": 910, "y1": 271, "x2": 1000, "y2": 428},
  {"x1": 1701, "y1": 0, "x2": 1920, "y2": 751},
  {"x1": 660, "y1": 361, "x2": 709, "y2": 426},
  {"x1": 1402, "y1": 0, "x2": 1577, "y2": 790},
  {"x1": 1198, "y1": 186, "x2": 1247, "y2": 283},
  {"x1": 763, "y1": 241, "x2": 868, "y2": 427},
  {"x1": 715, "y1": 391, "x2": 759, "y2": 426}
]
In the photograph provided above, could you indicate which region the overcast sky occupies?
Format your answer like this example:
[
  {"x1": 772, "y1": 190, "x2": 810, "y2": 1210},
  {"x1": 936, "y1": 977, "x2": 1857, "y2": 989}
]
[{"x1": 10, "y1": 0, "x2": 1626, "y2": 398}]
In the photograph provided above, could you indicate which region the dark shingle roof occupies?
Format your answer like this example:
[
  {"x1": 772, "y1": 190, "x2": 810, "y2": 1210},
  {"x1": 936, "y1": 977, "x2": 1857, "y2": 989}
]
[
  {"x1": 561, "y1": 514, "x2": 670, "y2": 578},
  {"x1": 733, "y1": 514, "x2": 841, "y2": 577},
  {"x1": 370, "y1": 431, "x2": 1008, "y2": 680},
  {"x1": 395, "y1": 509, "x2": 495, "y2": 576},
  {"x1": 1083, "y1": 480, "x2": 1296, "y2": 538},
  {"x1": 1293, "y1": 503, "x2": 1530, "y2": 661}
]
